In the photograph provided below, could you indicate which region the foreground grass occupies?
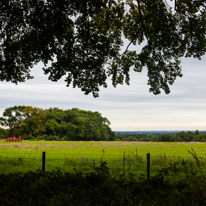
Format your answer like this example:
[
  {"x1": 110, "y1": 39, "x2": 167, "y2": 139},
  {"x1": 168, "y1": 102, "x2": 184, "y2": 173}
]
[
  {"x1": 1, "y1": 141, "x2": 206, "y2": 177},
  {"x1": 1, "y1": 141, "x2": 206, "y2": 205},
  {"x1": 0, "y1": 161, "x2": 206, "y2": 206}
]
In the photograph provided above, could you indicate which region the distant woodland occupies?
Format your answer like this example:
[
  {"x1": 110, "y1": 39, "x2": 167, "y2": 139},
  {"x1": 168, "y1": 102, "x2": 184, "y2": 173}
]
[
  {"x1": 115, "y1": 130, "x2": 206, "y2": 142},
  {"x1": 0, "y1": 106, "x2": 115, "y2": 141},
  {"x1": 0, "y1": 106, "x2": 205, "y2": 142}
]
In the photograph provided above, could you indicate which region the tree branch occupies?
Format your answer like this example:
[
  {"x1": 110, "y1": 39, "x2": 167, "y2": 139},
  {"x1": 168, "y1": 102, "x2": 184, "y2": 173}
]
[
  {"x1": 136, "y1": 0, "x2": 148, "y2": 40},
  {"x1": 121, "y1": 26, "x2": 143, "y2": 56}
]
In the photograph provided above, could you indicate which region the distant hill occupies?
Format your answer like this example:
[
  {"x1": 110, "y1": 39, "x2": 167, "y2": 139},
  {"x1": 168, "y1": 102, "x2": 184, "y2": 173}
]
[{"x1": 115, "y1": 131, "x2": 206, "y2": 135}]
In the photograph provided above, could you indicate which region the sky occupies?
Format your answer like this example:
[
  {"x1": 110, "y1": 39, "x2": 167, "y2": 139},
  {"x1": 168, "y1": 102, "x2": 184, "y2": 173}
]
[
  {"x1": 1, "y1": 0, "x2": 206, "y2": 132},
  {"x1": 1, "y1": 52, "x2": 206, "y2": 132}
]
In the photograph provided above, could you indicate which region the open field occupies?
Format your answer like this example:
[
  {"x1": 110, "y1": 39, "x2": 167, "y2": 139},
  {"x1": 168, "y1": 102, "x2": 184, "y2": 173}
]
[
  {"x1": 1, "y1": 140, "x2": 206, "y2": 156},
  {"x1": 0, "y1": 140, "x2": 206, "y2": 177},
  {"x1": 1, "y1": 141, "x2": 206, "y2": 205}
]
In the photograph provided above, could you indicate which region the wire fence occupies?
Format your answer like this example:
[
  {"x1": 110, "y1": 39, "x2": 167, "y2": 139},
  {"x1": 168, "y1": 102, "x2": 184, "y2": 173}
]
[{"x1": 0, "y1": 151, "x2": 206, "y2": 181}]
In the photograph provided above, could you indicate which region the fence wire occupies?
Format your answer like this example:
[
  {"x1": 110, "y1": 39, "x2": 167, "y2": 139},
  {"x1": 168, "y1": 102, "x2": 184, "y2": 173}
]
[{"x1": 0, "y1": 152, "x2": 206, "y2": 181}]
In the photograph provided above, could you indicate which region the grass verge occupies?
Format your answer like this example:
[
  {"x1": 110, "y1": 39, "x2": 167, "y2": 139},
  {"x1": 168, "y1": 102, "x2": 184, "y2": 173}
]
[{"x1": 0, "y1": 159, "x2": 206, "y2": 206}]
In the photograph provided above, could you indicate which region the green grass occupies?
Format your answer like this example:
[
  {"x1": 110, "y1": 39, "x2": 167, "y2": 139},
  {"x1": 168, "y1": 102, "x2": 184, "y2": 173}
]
[
  {"x1": 1, "y1": 166, "x2": 206, "y2": 206},
  {"x1": 0, "y1": 140, "x2": 206, "y2": 178},
  {"x1": 1, "y1": 141, "x2": 206, "y2": 205},
  {"x1": 1, "y1": 140, "x2": 206, "y2": 155}
]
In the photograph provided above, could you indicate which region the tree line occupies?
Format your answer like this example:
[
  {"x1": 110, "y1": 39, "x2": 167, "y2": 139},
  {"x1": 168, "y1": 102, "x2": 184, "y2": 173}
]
[
  {"x1": 0, "y1": 106, "x2": 205, "y2": 142},
  {"x1": 0, "y1": 106, "x2": 115, "y2": 141},
  {"x1": 115, "y1": 130, "x2": 206, "y2": 142}
]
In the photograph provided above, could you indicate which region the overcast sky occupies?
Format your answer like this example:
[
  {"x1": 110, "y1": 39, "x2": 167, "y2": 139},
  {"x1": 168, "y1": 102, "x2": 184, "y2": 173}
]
[
  {"x1": 2, "y1": 1, "x2": 205, "y2": 132},
  {"x1": 1, "y1": 51, "x2": 206, "y2": 132}
]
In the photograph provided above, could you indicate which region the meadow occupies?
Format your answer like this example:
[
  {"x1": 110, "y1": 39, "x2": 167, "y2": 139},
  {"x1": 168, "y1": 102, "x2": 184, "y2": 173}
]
[
  {"x1": 1, "y1": 140, "x2": 206, "y2": 178},
  {"x1": 1, "y1": 141, "x2": 206, "y2": 205},
  {"x1": 1, "y1": 140, "x2": 206, "y2": 156}
]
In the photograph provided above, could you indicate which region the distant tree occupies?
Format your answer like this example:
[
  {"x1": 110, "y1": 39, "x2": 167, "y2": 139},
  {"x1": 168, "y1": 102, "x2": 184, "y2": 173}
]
[
  {"x1": 0, "y1": 127, "x2": 6, "y2": 139},
  {"x1": 45, "y1": 119, "x2": 59, "y2": 136},
  {"x1": 115, "y1": 133, "x2": 123, "y2": 141},
  {"x1": 0, "y1": 105, "x2": 26, "y2": 129},
  {"x1": 192, "y1": 135, "x2": 200, "y2": 142},
  {"x1": 142, "y1": 136, "x2": 150, "y2": 142},
  {"x1": 92, "y1": 111, "x2": 112, "y2": 141},
  {"x1": 176, "y1": 131, "x2": 188, "y2": 142},
  {"x1": 194, "y1": 129, "x2": 200, "y2": 136},
  {"x1": 45, "y1": 108, "x2": 65, "y2": 124},
  {"x1": 45, "y1": 107, "x2": 114, "y2": 141},
  {"x1": 186, "y1": 131, "x2": 194, "y2": 142},
  {"x1": 174, "y1": 135, "x2": 182, "y2": 142},
  {"x1": 21, "y1": 106, "x2": 47, "y2": 137},
  {"x1": 1, "y1": 106, "x2": 116, "y2": 140},
  {"x1": 159, "y1": 133, "x2": 174, "y2": 142},
  {"x1": 147, "y1": 133, "x2": 158, "y2": 141},
  {"x1": 107, "y1": 126, "x2": 115, "y2": 141},
  {"x1": 199, "y1": 133, "x2": 206, "y2": 142}
]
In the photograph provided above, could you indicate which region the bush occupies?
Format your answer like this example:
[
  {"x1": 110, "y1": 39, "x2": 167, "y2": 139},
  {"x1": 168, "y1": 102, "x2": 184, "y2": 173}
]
[
  {"x1": 0, "y1": 134, "x2": 5, "y2": 139},
  {"x1": 29, "y1": 136, "x2": 37, "y2": 141},
  {"x1": 0, "y1": 163, "x2": 206, "y2": 206}
]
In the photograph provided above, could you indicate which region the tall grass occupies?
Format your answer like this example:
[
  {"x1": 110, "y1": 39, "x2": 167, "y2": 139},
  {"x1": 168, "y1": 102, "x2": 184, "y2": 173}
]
[
  {"x1": 1, "y1": 142, "x2": 206, "y2": 205},
  {"x1": 1, "y1": 147, "x2": 206, "y2": 182}
]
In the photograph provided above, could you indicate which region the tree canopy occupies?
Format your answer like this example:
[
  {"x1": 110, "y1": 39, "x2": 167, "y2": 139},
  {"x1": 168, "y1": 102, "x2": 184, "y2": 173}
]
[
  {"x1": 1, "y1": 0, "x2": 206, "y2": 96},
  {"x1": 114, "y1": 130, "x2": 206, "y2": 142},
  {"x1": 0, "y1": 106, "x2": 115, "y2": 141}
]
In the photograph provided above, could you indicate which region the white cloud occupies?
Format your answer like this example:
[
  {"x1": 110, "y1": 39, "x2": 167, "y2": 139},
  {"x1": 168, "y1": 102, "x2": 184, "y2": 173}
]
[{"x1": 1, "y1": 55, "x2": 206, "y2": 131}]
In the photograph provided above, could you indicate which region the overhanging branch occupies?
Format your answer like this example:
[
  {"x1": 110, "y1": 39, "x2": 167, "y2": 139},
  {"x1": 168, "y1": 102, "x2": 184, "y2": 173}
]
[
  {"x1": 136, "y1": 0, "x2": 148, "y2": 40},
  {"x1": 121, "y1": 25, "x2": 143, "y2": 55}
]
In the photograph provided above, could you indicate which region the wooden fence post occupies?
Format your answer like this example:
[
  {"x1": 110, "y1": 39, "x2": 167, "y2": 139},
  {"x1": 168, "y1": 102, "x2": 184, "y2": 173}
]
[
  {"x1": 147, "y1": 153, "x2": 150, "y2": 180},
  {"x1": 42, "y1": 152, "x2": 46, "y2": 171}
]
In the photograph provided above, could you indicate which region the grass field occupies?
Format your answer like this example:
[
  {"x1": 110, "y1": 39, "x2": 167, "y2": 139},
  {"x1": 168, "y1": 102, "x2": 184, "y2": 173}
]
[
  {"x1": 1, "y1": 141, "x2": 206, "y2": 205},
  {"x1": 0, "y1": 140, "x2": 206, "y2": 178},
  {"x1": 1, "y1": 140, "x2": 206, "y2": 156}
]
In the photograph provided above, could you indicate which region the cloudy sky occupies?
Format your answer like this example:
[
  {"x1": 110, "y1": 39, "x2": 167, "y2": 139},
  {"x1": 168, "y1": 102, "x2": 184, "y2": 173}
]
[
  {"x1": 1, "y1": 50, "x2": 206, "y2": 132},
  {"x1": 1, "y1": 1, "x2": 205, "y2": 132}
]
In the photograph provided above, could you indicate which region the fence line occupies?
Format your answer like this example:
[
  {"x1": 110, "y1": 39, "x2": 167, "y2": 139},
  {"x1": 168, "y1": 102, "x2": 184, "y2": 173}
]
[{"x1": 1, "y1": 151, "x2": 206, "y2": 180}]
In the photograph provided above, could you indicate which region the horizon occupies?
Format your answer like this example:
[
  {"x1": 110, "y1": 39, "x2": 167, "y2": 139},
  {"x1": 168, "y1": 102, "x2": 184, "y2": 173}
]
[
  {"x1": 1, "y1": 0, "x2": 206, "y2": 132},
  {"x1": 114, "y1": 130, "x2": 206, "y2": 134},
  {"x1": 114, "y1": 130, "x2": 206, "y2": 132}
]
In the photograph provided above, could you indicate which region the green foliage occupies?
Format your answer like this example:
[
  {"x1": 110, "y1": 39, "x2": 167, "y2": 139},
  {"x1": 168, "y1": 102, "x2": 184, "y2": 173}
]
[
  {"x1": 0, "y1": 105, "x2": 26, "y2": 129},
  {"x1": 1, "y1": 106, "x2": 114, "y2": 141},
  {"x1": 115, "y1": 130, "x2": 206, "y2": 142},
  {"x1": 1, "y1": 156, "x2": 206, "y2": 206},
  {"x1": 45, "y1": 119, "x2": 59, "y2": 136},
  {"x1": 0, "y1": 128, "x2": 6, "y2": 139},
  {"x1": 1, "y1": 1, "x2": 206, "y2": 96},
  {"x1": 94, "y1": 162, "x2": 110, "y2": 175},
  {"x1": 21, "y1": 106, "x2": 47, "y2": 137}
]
